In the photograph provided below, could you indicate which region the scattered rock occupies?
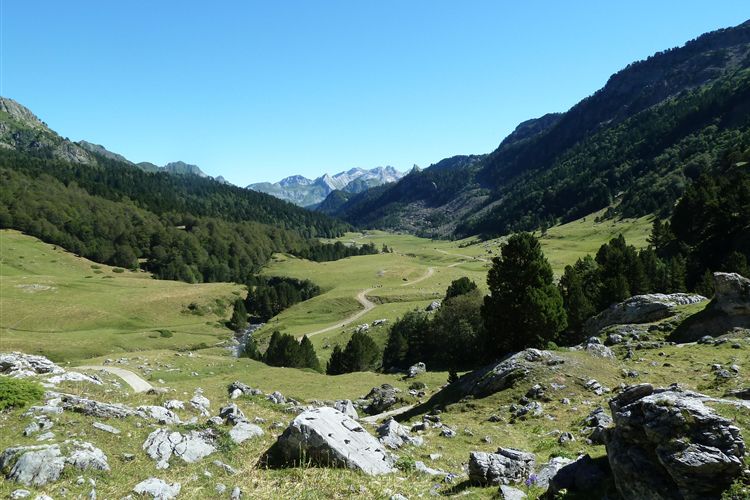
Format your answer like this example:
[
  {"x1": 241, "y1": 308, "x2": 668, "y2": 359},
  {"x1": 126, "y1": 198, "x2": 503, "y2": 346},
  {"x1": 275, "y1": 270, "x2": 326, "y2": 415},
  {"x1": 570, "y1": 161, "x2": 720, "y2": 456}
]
[
  {"x1": 47, "y1": 371, "x2": 102, "y2": 386},
  {"x1": 468, "y1": 448, "x2": 535, "y2": 486},
  {"x1": 498, "y1": 484, "x2": 527, "y2": 500},
  {"x1": 136, "y1": 406, "x2": 181, "y2": 425},
  {"x1": 440, "y1": 426, "x2": 457, "y2": 438},
  {"x1": 584, "y1": 343, "x2": 615, "y2": 359},
  {"x1": 581, "y1": 407, "x2": 612, "y2": 445},
  {"x1": 212, "y1": 460, "x2": 238, "y2": 475},
  {"x1": 132, "y1": 478, "x2": 181, "y2": 499},
  {"x1": 230, "y1": 486, "x2": 242, "y2": 499},
  {"x1": 189, "y1": 390, "x2": 210, "y2": 416},
  {"x1": 23, "y1": 416, "x2": 53, "y2": 437},
  {"x1": 377, "y1": 418, "x2": 423, "y2": 449},
  {"x1": 414, "y1": 460, "x2": 447, "y2": 477},
  {"x1": 544, "y1": 454, "x2": 611, "y2": 496},
  {"x1": 583, "y1": 379, "x2": 609, "y2": 396},
  {"x1": 163, "y1": 400, "x2": 184, "y2": 411},
  {"x1": 92, "y1": 422, "x2": 120, "y2": 435},
  {"x1": 535, "y1": 456, "x2": 573, "y2": 490},
  {"x1": 218, "y1": 403, "x2": 246, "y2": 425},
  {"x1": 364, "y1": 384, "x2": 400, "y2": 415},
  {"x1": 0, "y1": 353, "x2": 65, "y2": 378},
  {"x1": 10, "y1": 490, "x2": 31, "y2": 499},
  {"x1": 557, "y1": 432, "x2": 575, "y2": 445},
  {"x1": 605, "y1": 383, "x2": 746, "y2": 499},
  {"x1": 142, "y1": 428, "x2": 217, "y2": 469},
  {"x1": 0, "y1": 441, "x2": 108, "y2": 487},
  {"x1": 227, "y1": 381, "x2": 262, "y2": 399},
  {"x1": 426, "y1": 300, "x2": 441, "y2": 312},
  {"x1": 406, "y1": 362, "x2": 426, "y2": 378},
  {"x1": 266, "y1": 391, "x2": 286, "y2": 405},
  {"x1": 228, "y1": 422, "x2": 264, "y2": 444},
  {"x1": 261, "y1": 407, "x2": 394, "y2": 475},
  {"x1": 509, "y1": 401, "x2": 543, "y2": 420},
  {"x1": 60, "y1": 393, "x2": 136, "y2": 419},
  {"x1": 333, "y1": 400, "x2": 359, "y2": 420}
]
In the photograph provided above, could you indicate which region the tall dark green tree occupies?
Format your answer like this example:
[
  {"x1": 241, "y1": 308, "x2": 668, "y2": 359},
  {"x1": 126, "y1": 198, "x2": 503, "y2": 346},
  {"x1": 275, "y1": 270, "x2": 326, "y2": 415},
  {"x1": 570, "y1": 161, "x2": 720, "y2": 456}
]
[
  {"x1": 481, "y1": 232, "x2": 567, "y2": 356},
  {"x1": 444, "y1": 277, "x2": 478, "y2": 300},
  {"x1": 325, "y1": 331, "x2": 380, "y2": 374},
  {"x1": 326, "y1": 345, "x2": 347, "y2": 375},
  {"x1": 299, "y1": 335, "x2": 322, "y2": 372},
  {"x1": 228, "y1": 298, "x2": 248, "y2": 331},
  {"x1": 242, "y1": 334, "x2": 262, "y2": 361}
]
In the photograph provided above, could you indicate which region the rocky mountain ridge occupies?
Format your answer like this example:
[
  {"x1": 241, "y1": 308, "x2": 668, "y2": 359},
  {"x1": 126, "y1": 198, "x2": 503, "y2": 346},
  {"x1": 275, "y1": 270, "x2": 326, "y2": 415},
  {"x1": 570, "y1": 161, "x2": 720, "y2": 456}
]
[{"x1": 248, "y1": 166, "x2": 404, "y2": 207}]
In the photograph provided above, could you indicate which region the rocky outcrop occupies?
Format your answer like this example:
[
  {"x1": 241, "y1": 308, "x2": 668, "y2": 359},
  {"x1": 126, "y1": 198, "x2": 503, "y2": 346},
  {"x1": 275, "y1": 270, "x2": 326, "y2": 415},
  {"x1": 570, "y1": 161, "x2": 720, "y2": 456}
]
[
  {"x1": 364, "y1": 384, "x2": 401, "y2": 415},
  {"x1": 61, "y1": 394, "x2": 136, "y2": 418},
  {"x1": 143, "y1": 428, "x2": 217, "y2": 469},
  {"x1": 585, "y1": 293, "x2": 706, "y2": 334},
  {"x1": 468, "y1": 448, "x2": 535, "y2": 486},
  {"x1": 132, "y1": 478, "x2": 181, "y2": 499},
  {"x1": 0, "y1": 353, "x2": 64, "y2": 378},
  {"x1": 542, "y1": 454, "x2": 612, "y2": 497},
  {"x1": 453, "y1": 349, "x2": 563, "y2": 400},
  {"x1": 227, "y1": 381, "x2": 263, "y2": 400},
  {"x1": 229, "y1": 422, "x2": 264, "y2": 444},
  {"x1": 262, "y1": 407, "x2": 394, "y2": 475},
  {"x1": 46, "y1": 371, "x2": 102, "y2": 386},
  {"x1": 406, "y1": 362, "x2": 426, "y2": 378},
  {"x1": 377, "y1": 418, "x2": 423, "y2": 449},
  {"x1": 581, "y1": 407, "x2": 612, "y2": 445},
  {"x1": 136, "y1": 405, "x2": 181, "y2": 425},
  {"x1": 332, "y1": 400, "x2": 359, "y2": 420},
  {"x1": 605, "y1": 384, "x2": 746, "y2": 499},
  {"x1": 0, "y1": 441, "x2": 108, "y2": 487},
  {"x1": 672, "y1": 272, "x2": 750, "y2": 342}
]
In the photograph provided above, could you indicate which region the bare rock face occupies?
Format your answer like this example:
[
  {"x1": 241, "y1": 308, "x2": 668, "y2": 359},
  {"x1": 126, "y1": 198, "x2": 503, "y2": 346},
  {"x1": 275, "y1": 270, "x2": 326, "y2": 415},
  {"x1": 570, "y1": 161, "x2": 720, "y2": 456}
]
[
  {"x1": 0, "y1": 353, "x2": 65, "y2": 378},
  {"x1": 261, "y1": 407, "x2": 394, "y2": 475},
  {"x1": 60, "y1": 394, "x2": 136, "y2": 419},
  {"x1": 714, "y1": 272, "x2": 750, "y2": 316},
  {"x1": 406, "y1": 362, "x2": 426, "y2": 378},
  {"x1": 605, "y1": 384, "x2": 746, "y2": 500},
  {"x1": 468, "y1": 448, "x2": 535, "y2": 486},
  {"x1": 143, "y1": 428, "x2": 217, "y2": 469},
  {"x1": 0, "y1": 441, "x2": 108, "y2": 487},
  {"x1": 585, "y1": 293, "x2": 706, "y2": 334}
]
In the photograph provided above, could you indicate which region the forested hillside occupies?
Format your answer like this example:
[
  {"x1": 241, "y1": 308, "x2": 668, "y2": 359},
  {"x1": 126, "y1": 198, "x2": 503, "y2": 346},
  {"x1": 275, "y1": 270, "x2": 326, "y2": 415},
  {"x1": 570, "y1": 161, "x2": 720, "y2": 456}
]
[{"x1": 321, "y1": 20, "x2": 750, "y2": 238}]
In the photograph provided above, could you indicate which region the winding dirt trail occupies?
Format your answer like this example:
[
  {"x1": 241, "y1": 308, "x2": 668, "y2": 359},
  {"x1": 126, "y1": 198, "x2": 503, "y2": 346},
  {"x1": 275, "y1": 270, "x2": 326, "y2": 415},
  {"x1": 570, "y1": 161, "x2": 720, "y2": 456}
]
[
  {"x1": 436, "y1": 248, "x2": 489, "y2": 263},
  {"x1": 76, "y1": 365, "x2": 153, "y2": 393},
  {"x1": 400, "y1": 267, "x2": 434, "y2": 286},
  {"x1": 300, "y1": 288, "x2": 377, "y2": 338}
]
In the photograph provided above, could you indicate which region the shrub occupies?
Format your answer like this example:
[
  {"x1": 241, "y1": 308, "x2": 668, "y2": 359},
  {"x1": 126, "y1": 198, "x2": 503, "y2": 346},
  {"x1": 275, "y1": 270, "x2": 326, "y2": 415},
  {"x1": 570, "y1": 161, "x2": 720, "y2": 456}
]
[
  {"x1": 0, "y1": 376, "x2": 45, "y2": 411},
  {"x1": 157, "y1": 329, "x2": 173, "y2": 338},
  {"x1": 112, "y1": 267, "x2": 125, "y2": 273}
]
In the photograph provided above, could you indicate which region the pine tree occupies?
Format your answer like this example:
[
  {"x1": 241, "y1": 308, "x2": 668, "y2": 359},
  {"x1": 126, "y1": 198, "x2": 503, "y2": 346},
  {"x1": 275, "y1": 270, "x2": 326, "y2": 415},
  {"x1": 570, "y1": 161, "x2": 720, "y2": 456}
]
[
  {"x1": 228, "y1": 298, "x2": 248, "y2": 331},
  {"x1": 481, "y1": 232, "x2": 567, "y2": 357},
  {"x1": 242, "y1": 334, "x2": 262, "y2": 361},
  {"x1": 342, "y1": 331, "x2": 380, "y2": 372},
  {"x1": 383, "y1": 326, "x2": 409, "y2": 371},
  {"x1": 299, "y1": 335, "x2": 322, "y2": 372},
  {"x1": 326, "y1": 345, "x2": 347, "y2": 375},
  {"x1": 445, "y1": 277, "x2": 478, "y2": 300}
]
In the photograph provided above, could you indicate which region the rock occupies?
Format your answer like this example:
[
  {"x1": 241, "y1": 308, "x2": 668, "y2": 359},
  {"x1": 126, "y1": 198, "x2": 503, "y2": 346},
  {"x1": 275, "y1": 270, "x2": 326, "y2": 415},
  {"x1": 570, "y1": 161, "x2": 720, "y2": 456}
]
[
  {"x1": 0, "y1": 441, "x2": 108, "y2": 487},
  {"x1": 585, "y1": 293, "x2": 706, "y2": 334},
  {"x1": 212, "y1": 460, "x2": 238, "y2": 475},
  {"x1": 215, "y1": 483, "x2": 227, "y2": 495},
  {"x1": 333, "y1": 399, "x2": 359, "y2": 420},
  {"x1": 468, "y1": 448, "x2": 535, "y2": 486},
  {"x1": 426, "y1": 300, "x2": 441, "y2": 312},
  {"x1": 584, "y1": 379, "x2": 609, "y2": 396},
  {"x1": 557, "y1": 432, "x2": 575, "y2": 445},
  {"x1": 227, "y1": 381, "x2": 262, "y2": 398},
  {"x1": 0, "y1": 353, "x2": 65, "y2": 378},
  {"x1": 406, "y1": 362, "x2": 426, "y2": 378},
  {"x1": 440, "y1": 426, "x2": 457, "y2": 438},
  {"x1": 10, "y1": 490, "x2": 31, "y2": 499},
  {"x1": 377, "y1": 418, "x2": 423, "y2": 449},
  {"x1": 189, "y1": 391, "x2": 210, "y2": 416},
  {"x1": 230, "y1": 486, "x2": 242, "y2": 499},
  {"x1": 390, "y1": 495, "x2": 408, "y2": 500},
  {"x1": 605, "y1": 333, "x2": 624, "y2": 345},
  {"x1": 163, "y1": 400, "x2": 184, "y2": 411},
  {"x1": 605, "y1": 383, "x2": 746, "y2": 499},
  {"x1": 535, "y1": 456, "x2": 573, "y2": 490},
  {"x1": 267, "y1": 391, "x2": 286, "y2": 405},
  {"x1": 261, "y1": 406, "x2": 394, "y2": 475},
  {"x1": 498, "y1": 485, "x2": 527, "y2": 500},
  {"x1": 228, "y1": 422, "x2": 264, "y2": 444},
  {"x1": 218, "y1": 403, "x2": 246, "y2": 425},
  {"x1": 92, "y1": 422, "x2": 120, "y2": 435},
  {"x1": 581, "y1": 407, "x2": 612, "y2": 445},
  {"x1": 23, "y1": 416, "x2": 53, "y2": 437},
  {"x1": 136, "y1": 406, "x2": 181, "y2": 425},
  {"x1": 229, "y1": 388, "x2": 243, "y2": 400},
  {"x1": 584, "y1": 343, "x2": 615, "y2": 359},
  {"x1": 142, "y1": 428, "x2": 217, "y2": 469},
  {"x1": 544, "y1": 454, "x2": 611, "y2": 496},
  {"x1": 414, "y1": 460, "x2": 447, "y2": 477},
  {"x1": 60, "y1": 393, "x2": 136, "y2": 419},
  {"x1": 132, "y1": 478, "x2": 181, "y2": 499},
  {"x1": 714, "y1": 272, "x2": 750, "y2": 315},
  {"x1": 35, "y1": 432, "x2": 55, "y2": 442},
  {"x1": 444, "y1": 349, "x2": 563, "y2": 401},
  {"x1": 47, "y1": 371, "x2": 102, "y2": 386},
  {"x1": 364, "y1": 384, "x2": 400, "y2": 415},
  {"x1": 509, "y1": 401, "x2": 543, "y2": 420}
]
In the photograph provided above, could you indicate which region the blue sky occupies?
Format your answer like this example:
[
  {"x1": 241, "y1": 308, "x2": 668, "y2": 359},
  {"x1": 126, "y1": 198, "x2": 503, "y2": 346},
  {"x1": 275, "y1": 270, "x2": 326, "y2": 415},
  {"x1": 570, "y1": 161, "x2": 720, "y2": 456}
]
[{"x1": 2, "y1": 2, "x2": 748, "y2": 185}]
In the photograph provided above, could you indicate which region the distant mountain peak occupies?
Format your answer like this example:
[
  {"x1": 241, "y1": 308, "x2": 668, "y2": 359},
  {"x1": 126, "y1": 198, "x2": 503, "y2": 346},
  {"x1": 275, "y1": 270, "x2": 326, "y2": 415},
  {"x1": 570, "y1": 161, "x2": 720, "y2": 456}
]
[{"x1": 247, "y1": 166, "x2": 405, "y2": 207}]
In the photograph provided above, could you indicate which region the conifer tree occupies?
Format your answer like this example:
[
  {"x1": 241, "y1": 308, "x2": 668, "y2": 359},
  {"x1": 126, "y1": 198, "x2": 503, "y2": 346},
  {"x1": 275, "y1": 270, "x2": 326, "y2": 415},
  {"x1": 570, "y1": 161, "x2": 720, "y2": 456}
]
[{"x1": 299, "y1": 335, "x2": 322, "y2": 372}]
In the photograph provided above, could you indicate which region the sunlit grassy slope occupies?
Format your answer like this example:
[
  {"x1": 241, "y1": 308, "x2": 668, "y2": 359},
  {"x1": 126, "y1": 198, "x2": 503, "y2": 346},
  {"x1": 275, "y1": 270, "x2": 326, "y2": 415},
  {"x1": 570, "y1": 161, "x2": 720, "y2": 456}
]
[{"x1": 0, "y1": 230, "x2": 243, "y2": 362}]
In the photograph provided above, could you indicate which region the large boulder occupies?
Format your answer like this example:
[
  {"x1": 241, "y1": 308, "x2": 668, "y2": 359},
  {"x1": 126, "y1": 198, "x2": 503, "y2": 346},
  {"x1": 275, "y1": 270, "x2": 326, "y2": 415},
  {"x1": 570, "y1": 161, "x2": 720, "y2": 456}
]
[
  {"x1": 377, "y1": 418, "x2": 423, "y2": 449},
  {"x1": 468, "y1": 448, "x2": 535, "y2": 486},
  {"x1": 60, "y1": 393, "x2": 136, "y2": 419},
  {"x1": 0, "y1": 353, "x2": 65, "y2": 378},
  {"x1": 542, "y1": 454, "x2": 612, "y2": 496},
  {"x1": 332, "y1": 399, "x2": 359, "y2": 420},
  {"x1": 143, "y1": 428, "x2": 217, "y2": 469},
  {"x1": 406, "y1": 362, "x2": 426, "y2": 378},
  {"x1": 364, "y1": 384, "x2": 401, "y2": 415},
  {"x1": 261, "y1": 407, "x2": 394, "y2": 475},
  {"x1": 452, "y1": 349, "x2": 563, "y2": 400},
  {"x1": 228, "y1": 422, "x2": 264, "y2": 444},
  {"x1": 585, "y1": 293, "x2": 706, "y2": 334},
  {"x1": 0, "y1": 441, "x2": 108, "y2": 487},
  {"x1": 672, "y1": 273, "x2": 750, "y2": 342},
  {"x1": 605, "y1": 384, "x2": 746, "y2": 500}
]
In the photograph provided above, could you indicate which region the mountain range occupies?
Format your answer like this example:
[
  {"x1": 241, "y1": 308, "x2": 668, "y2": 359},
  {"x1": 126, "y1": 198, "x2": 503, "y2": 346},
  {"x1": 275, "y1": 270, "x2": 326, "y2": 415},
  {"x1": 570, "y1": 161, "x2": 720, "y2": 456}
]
[
  {"x1": 247, "y1": 166, "x2": 404, "y2": 208},
  {"x1": 320, "y1": 20, "x2": 750, "y2": 238}
]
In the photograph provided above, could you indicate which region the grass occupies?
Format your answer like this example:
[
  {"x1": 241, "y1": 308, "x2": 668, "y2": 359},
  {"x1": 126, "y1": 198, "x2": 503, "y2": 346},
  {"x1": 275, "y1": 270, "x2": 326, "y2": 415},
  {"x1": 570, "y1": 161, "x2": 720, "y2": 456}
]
[{"x1": 0, "y1": 230, "x2": 243, "y2": 362}]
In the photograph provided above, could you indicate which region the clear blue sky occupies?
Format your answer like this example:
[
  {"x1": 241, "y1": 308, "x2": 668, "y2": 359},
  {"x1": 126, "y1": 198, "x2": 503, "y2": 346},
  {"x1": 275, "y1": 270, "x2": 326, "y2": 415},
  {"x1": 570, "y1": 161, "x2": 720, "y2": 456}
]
[{"x1": 2, "y1": 2, "x2": 747, "y2": 185}]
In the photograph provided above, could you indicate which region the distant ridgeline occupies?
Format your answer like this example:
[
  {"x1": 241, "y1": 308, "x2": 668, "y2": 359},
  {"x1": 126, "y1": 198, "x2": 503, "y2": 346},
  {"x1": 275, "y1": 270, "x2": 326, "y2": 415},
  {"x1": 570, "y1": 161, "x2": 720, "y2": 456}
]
[
  {"x1": 0, "y1": 98, "x2": 374, "y2": 284},
  {"x1": 321, "y1": 20, "x2": 750, "y2": 238}
]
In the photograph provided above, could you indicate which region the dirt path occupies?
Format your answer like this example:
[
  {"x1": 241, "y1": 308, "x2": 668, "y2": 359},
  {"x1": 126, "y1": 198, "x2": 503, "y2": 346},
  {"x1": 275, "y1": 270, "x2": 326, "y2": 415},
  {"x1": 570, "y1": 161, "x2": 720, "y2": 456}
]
[
  {"x1": 400, "y1": 267, "x2": 434, "y2": 286},
  {"x1": 360, "y1": 404, "x2": 416, "y2": 424},
  {"x1": 436, "y1": 248, "x2": 488, "y2": 263},
  {"x1": 76, "y1": 365, "x2": 153, "y2": 393},
  {"x1": 300, "y1": 288, "x2": 377, "y2": 338}
]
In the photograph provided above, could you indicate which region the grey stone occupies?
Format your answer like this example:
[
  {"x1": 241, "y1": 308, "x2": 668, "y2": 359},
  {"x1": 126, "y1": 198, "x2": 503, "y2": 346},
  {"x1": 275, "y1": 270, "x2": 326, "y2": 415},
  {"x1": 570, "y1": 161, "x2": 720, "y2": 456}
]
[
  {"x1": 426, "y1": 300, "x2": 441, "y2": 311},
  {"x1": 189, "y1": 391, "x2": 210, "y2": 416},
  {"x1": 215, "y1": 483, "x2": 227, "y2": 494},
  {"x1": 136, "y1": 406, "x2": 181, "y2": 425},
  {"x1": 406, "y1": 362, "x2": 426, "y2": 378},
  {"x1": 267, "y1": 391, "x2": 286, "y2": 405},
  {"x1": 23, "y1": 416, "x2": 53, "y2": 437},
  {"x1": 605, "y1": 384, "x2": 746, "y2": 500},
  {"x1": 262, "y1": 406, "x2": 394, "y2": 475},
  {"x1": 414, "y1": 460, "x2": 447, "y2": 477},
  {"x1": 212, "y1": 460, "x2": 238, "y2": 475},
  {"x1": 584, "y1": 343, "x2": 615, "y2": 359},
  {"x1": 0, "y1": 441, "x2": 108, "y2": 487},
  {"x1": 218, "y1": 403, "x2": 246, "y2": 425},
  {"x1": 35, "y1": 432, "x2": 55, "y2": 442},
  {"x1": 364, "y1": 384, "x2": 400, "y2": 415},
  {"x1": 0, "y1": 352, "x2": 65, "y2": 377},
  {"x1": 557, "y1": 432, "x2": 575, "y2": 445},
  {"x1": 498, "y1": 485, "x2": 527, "y2": 500},
  {"x1": 535, "y1": 456, "x2": 573, "y2": 490},
  {"x1": 581, "y1": 407, "x2": 612, "y2": 445},
  {"x1": 132, "y1": 478, "x2": 181, "y2": 499},
  {"x1": 439, "y1": 426, "x2": 457, "y2": 438},
  {"x1": 92, "y1": 422, "x2": 120, "y2": 434},
  {"x1": 544, "y1": 454, "x2": 611, "y2": 496},
  {"x1": 10, "y1": 490, "x2": 31, "y2": 499},
  {"x1": 47, "y1": 371, "x2": 102, "y2": 386},
  {"x1": 468, "y1": 448, "x2": 535, "y2": 486},
  {"x1": 377, "y1": 418, "x2": 423, "y2": 449},
  {"x1": 60, "y1": 393, "x2": 136, "y2": 418},
  {"x1": 230, "y1": 486, "x2": 241, "y2": 499},
  {"x1": 228, "y1": 421, "x2": 264, "y2": 444},
  {"x1": 142, "y1": 428, "x2": 217, "y2": 469},
  {"x1": 227, "y1": 381, "x2": 262, "y2": 398},
  {"x1": 332, "y1": 399, "x2": 359, "y2": 420},
  {"x1": 509, "y1": 401, "x2": 543, "y2": 420},
  {"x1": 162, "y1": 400, "x2": 184, "y2": 411}
]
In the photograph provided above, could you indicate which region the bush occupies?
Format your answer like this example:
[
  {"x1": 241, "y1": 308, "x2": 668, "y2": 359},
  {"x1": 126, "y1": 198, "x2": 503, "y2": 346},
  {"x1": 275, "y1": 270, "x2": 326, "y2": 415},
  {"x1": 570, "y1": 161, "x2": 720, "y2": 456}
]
[
  {"x1": 157, "y1": 329, "x2": 173, "y2": 338},
  {"x1": 112, "y1": 267, "x2": 125, "y2": 273},
  {"x1": 0, "y1": 376, "x2": 45, "y2": 411}
]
